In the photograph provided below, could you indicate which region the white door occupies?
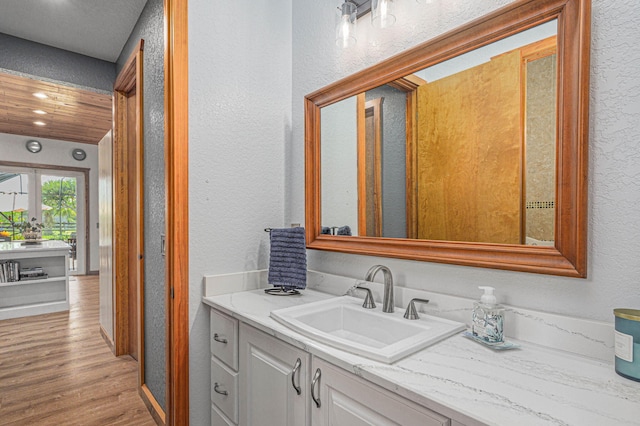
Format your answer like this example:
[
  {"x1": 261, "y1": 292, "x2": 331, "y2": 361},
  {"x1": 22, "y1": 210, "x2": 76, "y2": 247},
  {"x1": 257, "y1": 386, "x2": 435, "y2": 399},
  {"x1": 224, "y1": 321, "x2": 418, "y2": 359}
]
[{"x1": 239, "y1": 323, "x2": 310, "y2": 426}]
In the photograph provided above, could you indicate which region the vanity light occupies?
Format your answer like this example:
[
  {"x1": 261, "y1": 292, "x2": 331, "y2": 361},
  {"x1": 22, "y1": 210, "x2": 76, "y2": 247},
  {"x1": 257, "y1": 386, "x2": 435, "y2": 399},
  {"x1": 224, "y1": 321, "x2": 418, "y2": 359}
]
[
  {"x1": 33, "y1": 92, "x2": 48, "y2": 99},
  {"x1": 33, "y1": 121, "x2": 46, "y2": 126},
  {"x1": 371, "y1": 0, "x2": 396, "y2": 28},
  {"x1": 33, "y1": 110, "x2": 47, "y2": 115},
  {"x1": 336, "y1": 1, "x2": 358, "y2": 48}
]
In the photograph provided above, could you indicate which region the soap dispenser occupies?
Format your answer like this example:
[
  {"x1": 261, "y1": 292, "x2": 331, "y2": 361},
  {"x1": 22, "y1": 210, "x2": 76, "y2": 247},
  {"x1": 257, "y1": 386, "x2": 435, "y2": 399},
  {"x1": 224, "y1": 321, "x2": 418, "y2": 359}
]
[{"x1": 472, "y1": 286, "x2": 505, "y2": 343}]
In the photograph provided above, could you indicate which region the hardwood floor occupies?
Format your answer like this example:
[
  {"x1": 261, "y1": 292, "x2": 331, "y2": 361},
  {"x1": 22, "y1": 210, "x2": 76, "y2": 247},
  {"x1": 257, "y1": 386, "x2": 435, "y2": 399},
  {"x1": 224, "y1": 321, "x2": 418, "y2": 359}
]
[{"x1": 0, "y1": 275, "x2": 156, "y2": 425}]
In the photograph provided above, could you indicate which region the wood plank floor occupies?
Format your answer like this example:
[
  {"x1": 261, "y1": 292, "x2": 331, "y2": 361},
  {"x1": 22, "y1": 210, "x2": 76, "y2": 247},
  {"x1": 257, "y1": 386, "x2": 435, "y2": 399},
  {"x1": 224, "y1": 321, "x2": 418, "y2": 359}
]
[{"x1": 0, "y1": 275, "x2": 156, "y2": 425}]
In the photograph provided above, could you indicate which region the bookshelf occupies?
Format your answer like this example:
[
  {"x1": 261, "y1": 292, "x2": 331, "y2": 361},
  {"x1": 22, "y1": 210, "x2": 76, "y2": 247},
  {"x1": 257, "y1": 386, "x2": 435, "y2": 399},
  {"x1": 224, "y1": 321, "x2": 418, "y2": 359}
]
[{"x1": 0, "y1": 240, "x2": 70, "y2": 320}]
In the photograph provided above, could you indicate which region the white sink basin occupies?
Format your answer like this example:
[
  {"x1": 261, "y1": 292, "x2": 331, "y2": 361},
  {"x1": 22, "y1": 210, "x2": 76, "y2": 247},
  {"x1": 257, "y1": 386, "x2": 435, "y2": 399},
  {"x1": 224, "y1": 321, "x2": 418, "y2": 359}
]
[{"x1": 270, "y1": 296, "x2": 465, "y2": 363}]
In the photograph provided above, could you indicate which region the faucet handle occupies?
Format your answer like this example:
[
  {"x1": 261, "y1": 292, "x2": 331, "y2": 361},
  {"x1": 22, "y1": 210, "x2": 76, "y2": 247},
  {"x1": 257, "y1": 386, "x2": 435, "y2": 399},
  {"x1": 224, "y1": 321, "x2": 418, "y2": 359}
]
[
  {"x1": 403, "y1": 298, "x2": 430, "y2": 320},
  {"x1": 355, "y1": 286, "x2": 376, "y2": 309}
]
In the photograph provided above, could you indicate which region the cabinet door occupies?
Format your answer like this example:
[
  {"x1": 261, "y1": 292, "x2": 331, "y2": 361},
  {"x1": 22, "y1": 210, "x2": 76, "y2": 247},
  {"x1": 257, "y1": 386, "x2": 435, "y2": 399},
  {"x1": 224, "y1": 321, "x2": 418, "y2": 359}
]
[
  {"x1": 311, "y1": 358, "x2": 450, "y2": 426},
  {"x1": 239, "y1": 323, "x2": 310, "y2": 426}
]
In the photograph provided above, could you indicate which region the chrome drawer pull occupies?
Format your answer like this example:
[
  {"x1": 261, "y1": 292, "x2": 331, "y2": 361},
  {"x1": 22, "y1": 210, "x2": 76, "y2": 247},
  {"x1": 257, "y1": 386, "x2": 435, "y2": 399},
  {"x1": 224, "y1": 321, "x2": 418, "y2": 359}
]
[
  {"x1": 213, "y1": 382, "x2": 228, "y2": 396},
  {"x1": 213, "y1": 333, "x2": 228, "y2": 344},
  {"x1": 311, "y1": 368, "x2": 321, "y2": 408},
  {"x1": 291, "y1": 358, "x2": 302, "y2": 395}
]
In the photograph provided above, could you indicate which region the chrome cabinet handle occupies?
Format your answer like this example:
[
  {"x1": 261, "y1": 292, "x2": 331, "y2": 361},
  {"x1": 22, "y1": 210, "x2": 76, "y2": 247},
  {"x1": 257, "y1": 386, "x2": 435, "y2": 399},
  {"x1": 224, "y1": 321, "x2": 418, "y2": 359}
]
[
  {"x1": 213, "y1": 333, "x2": 228, "y2": 344},
  {"x1": 213, "y1": 382, "x2": 228, "y2": 396},
  {"x1": 291, "y1": 358, "x2": 302, "y2": 395},
  {"x1": 311, "y1": 368, "x2": 321, "y2": 408}
]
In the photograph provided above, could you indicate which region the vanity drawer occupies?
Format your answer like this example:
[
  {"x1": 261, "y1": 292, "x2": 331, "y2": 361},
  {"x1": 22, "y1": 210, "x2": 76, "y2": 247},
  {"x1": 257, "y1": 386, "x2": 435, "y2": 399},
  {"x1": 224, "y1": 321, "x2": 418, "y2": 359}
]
[
  {"x1": 211, "y1": 403, "x2": 235, "y2": 426},
  {"x1": 210, "y1": 308, "x2": 238, "y2": 370},
  {"x1": 211, "y1": 356, "x2": 239, "y2": 424}
]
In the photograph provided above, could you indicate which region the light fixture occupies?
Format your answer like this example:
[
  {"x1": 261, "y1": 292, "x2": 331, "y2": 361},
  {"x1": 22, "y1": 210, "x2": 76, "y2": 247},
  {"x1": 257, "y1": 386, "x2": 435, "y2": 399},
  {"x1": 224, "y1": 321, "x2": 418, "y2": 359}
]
[
  {"x1": 336, "y1": 1, "x2": 357, "y2": 48},
  {"x1": 33, "y1": 92, "x2": 48, "y2": 99},
  {"x1": 25, "y1": 140, "x2": 42, "y2": 153},
  {"x1": 371, "y1": 0, "x2": 396, "y2": 28},
  {"x1": 33, "y1": 121, "x2": 46, "y2": 126},
  {"x1": 72, "y1": 148, "x2": 86, "y2": 161},
  {"x1": 33, "y1": 110, "x2": 47, "y2": 115}
]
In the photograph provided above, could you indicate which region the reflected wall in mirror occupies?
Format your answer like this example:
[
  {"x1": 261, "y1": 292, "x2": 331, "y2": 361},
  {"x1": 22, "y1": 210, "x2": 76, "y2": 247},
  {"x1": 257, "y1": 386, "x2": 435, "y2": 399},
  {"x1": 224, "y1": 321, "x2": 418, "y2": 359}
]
[{"x1": 306, "y1": 0, "x2": 590, "y2": 277}]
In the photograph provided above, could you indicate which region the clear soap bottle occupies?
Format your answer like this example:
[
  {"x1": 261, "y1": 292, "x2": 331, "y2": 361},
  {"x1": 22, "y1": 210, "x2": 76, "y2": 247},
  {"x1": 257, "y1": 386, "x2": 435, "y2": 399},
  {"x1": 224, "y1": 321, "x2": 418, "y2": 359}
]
[{"x1": 472, "y1": 286, "x2": 504, "y2": 343}]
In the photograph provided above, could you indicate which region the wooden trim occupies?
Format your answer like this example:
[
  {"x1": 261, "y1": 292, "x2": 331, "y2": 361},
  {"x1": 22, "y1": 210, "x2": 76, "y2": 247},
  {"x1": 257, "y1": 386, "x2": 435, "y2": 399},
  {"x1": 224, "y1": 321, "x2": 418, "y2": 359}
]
[
  {"x1": 357, "y1": 94, "x2": 366, "y2": 236},
  {"x1": 304, "y1": 0, "x2": 590, "y2": 277},
  {"x1": 140, "y1": 384, "x2": 167, "y2": 426},
  {"x1": 100, "y1": 325, "x2": 116, "y2": 355},
  {"x1": 0, "y1": 160, "x2": 91, "y2": 272},
  {"x1": 357, "y1": 96, "x2": 383, "y2": 237},
  {"x1": 369, "y1": 99, "x2": 383, "y2": 237},
  {"x1": 404, "y1": 88, "x2": 418, "y2": 239},
  {"x1": 164, "y1": 0, "x2": 190, "y2": 424},
  {"x1": 112, "y1": 90, "x2": 129, "y2": 356},
  {"x1": 112, "y1": 39, "x2": 144, "y2": 368}
]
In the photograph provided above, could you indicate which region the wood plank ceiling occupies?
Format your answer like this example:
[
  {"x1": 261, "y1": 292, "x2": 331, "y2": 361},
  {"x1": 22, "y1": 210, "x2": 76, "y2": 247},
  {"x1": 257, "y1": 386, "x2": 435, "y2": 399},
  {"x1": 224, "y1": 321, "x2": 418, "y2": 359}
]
[{"x1": 0, "y1": 72, "x2": 112, "y2": 144}]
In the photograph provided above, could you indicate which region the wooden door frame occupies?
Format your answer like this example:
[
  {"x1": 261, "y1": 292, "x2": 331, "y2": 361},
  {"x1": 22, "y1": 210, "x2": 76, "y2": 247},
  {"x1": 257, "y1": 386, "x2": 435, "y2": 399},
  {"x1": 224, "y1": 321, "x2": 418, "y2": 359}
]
[
  {"x1": 113, "y1": 40, "x2": 158, "y2": 419},
  {"x1": 357, "y1": 95, "x2": 383, "y2": 237},
  {"x1": 164, "y1": 0, "x2": 189, "y2": 424}
]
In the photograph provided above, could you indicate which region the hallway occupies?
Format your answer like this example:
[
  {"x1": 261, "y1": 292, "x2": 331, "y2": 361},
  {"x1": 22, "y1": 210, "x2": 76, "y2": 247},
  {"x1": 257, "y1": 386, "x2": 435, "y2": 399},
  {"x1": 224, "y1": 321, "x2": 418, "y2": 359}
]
[{"x1": 0, "y1": 275, "x2": 156, "y2": 425}]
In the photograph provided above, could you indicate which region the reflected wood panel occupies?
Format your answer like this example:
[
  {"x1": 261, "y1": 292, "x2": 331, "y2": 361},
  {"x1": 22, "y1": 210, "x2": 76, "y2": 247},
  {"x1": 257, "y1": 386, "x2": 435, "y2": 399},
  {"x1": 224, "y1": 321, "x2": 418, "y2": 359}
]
[{"x1": 417, "y1": 49, "x2": 522, "y2": 244}]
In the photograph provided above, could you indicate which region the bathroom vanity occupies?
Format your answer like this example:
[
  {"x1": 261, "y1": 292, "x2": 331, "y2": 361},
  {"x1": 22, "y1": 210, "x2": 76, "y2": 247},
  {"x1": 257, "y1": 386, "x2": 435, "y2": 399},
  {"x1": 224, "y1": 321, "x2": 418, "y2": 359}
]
[
  {"x1": 0, "y1": 240, "x2": 70, "y2": 320},
  {"x1": 203, "y1": 271, "x2": 640, "y2": 426}
]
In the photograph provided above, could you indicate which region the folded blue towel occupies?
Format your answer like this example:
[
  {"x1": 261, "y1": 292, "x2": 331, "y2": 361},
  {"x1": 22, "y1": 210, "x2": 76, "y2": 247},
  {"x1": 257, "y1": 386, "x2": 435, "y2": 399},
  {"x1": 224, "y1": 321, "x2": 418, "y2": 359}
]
[
  {"x1": 321, "y1": 226, "x2": 332, "y2": 235},
  {"x1": 268, "y1": 227, "x2": 307, "y2": 290},
  {"x1": 337, "y1": 225, "x2": 351, "y2": 236}
]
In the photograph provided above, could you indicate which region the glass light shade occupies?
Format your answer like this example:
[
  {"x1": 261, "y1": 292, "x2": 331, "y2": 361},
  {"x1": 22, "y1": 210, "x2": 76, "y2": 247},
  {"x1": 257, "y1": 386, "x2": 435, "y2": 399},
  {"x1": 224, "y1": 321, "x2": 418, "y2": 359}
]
[
  {"x1": 336, "y1": 1, "x2": 357, "y2": 48},
  {"x1": 371, "y1": 0, "x2": 396, "y2": 28}
]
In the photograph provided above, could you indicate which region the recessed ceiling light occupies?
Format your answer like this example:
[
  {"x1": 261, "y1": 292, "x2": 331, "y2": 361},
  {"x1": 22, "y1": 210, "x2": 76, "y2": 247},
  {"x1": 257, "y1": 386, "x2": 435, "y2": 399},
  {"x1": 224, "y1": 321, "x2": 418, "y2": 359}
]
[
  {"x1": 33, "y1": 92, "x2": 48, "y2": 99},
  {"x1": 33, "y1": 110, "x2": 47, "y2": 115},
  {"x1": 34, "y1": 121, "x2": 46, "y2": 126}
]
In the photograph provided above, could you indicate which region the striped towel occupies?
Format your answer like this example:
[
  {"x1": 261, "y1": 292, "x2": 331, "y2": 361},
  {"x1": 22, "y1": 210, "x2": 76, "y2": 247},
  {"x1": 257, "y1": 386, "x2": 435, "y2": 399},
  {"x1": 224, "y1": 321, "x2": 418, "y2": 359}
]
[{"x1": 268, "y1": 227, "x2": 307, "y2": 290}]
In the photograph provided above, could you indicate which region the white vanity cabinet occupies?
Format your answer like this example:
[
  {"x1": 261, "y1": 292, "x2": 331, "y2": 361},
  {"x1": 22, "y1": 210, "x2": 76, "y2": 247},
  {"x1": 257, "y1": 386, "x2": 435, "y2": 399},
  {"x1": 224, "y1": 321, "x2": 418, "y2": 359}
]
[
  {"x1": 210, "y1": 306, "x2": 464, "y2": 426},
  {"x1": 210, "y1": 308, "x2": 240, "y2": 425},
  {"x1": 310, "y1": 358, "x2": 451, "y2": 426},
  {"x1": 239, "y1": 322, "x2": 311, "y2": 426}
]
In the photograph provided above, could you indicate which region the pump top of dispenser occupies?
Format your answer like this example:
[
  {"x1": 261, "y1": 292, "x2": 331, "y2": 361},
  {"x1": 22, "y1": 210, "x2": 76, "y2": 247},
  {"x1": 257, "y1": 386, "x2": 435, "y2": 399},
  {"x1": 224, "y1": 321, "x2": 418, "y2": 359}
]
[{"x1": 478, "y1": 286, "x2": 497, "y2": 305}]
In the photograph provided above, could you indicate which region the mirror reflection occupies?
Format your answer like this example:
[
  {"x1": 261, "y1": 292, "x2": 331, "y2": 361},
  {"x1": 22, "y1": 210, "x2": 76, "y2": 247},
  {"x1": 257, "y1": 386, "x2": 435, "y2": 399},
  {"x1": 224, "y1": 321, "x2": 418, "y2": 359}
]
[{"x1": 321, "y1": 20, "x2": 557, "y2": 246}]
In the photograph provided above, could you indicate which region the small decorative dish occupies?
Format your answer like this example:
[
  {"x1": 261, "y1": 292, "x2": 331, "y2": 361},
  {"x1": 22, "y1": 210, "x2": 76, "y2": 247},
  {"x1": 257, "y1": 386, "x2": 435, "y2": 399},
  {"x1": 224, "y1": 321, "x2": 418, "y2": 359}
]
[{"x1": 462, "y1": 331, "x2": 520, "y2": 350}]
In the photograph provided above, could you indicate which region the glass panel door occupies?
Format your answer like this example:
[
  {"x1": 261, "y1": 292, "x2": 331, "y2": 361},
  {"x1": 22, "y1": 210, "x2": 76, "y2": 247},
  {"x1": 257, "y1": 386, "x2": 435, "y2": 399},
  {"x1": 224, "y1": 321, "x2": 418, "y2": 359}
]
[
  {"x1": 0, "y1": 172, "x2": 31, "y2": 240},
  {"x1": 41, "y1": 174, "x2": 78, "y2": 271}
]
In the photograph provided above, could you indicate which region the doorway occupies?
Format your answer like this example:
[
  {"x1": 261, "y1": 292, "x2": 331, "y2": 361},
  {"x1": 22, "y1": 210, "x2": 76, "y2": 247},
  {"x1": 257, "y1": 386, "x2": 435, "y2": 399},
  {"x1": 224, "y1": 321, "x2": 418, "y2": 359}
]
[{"x1": 0, "y1": 165, "x2": 89, "y2": 275}]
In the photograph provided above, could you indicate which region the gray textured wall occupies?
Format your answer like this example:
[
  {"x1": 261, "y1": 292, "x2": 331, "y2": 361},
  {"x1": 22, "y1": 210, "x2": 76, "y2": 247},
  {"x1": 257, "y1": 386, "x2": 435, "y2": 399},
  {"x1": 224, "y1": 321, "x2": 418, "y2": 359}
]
[
  {"x1": 0, "y1": 33, "x2": 115, "y2": 92},
  {"x1": 366, "y1": 85, "x2": 407, "y2": 238},
  {"x1": 116, "y1": 0, "x2": 166, "y2": 411}
]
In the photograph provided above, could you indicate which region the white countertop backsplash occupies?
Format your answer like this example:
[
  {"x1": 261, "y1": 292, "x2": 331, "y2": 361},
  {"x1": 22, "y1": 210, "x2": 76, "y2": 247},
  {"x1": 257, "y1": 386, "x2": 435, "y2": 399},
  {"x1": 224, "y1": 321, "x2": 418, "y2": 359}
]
[{"x1": 202, "y1": 270, "x2": 640, "y2": 426}]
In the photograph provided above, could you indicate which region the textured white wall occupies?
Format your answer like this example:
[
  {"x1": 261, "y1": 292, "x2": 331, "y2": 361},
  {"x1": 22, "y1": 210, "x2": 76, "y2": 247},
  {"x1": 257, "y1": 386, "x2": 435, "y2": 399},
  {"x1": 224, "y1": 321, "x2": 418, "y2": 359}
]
[
  {"x1": 0, "y1": 132, "x2": 100, "y2": 272},
  {"x1": 289, "y1": 0, "x2": 640, "y2": 322},
  {"x1": 188, "y1": 0, "x2": 292, "y2": 423}
]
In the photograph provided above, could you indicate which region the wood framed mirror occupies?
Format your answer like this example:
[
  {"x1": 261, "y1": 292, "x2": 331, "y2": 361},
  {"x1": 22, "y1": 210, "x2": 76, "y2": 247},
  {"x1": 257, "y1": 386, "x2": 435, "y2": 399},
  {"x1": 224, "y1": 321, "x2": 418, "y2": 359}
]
[{"x1": 305, "y1": 0, "x2": 590, "y2": 277}]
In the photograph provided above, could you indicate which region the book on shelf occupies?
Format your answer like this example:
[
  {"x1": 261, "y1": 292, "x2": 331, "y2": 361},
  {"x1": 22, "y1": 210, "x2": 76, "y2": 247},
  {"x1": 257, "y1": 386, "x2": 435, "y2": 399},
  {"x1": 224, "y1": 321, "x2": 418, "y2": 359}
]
[
  {"x1": 0, "y1": 260, "x2": 21, "y2": 283},
  {"x1": 19, "y1": 274, "x2": 49, "y2": 281}
]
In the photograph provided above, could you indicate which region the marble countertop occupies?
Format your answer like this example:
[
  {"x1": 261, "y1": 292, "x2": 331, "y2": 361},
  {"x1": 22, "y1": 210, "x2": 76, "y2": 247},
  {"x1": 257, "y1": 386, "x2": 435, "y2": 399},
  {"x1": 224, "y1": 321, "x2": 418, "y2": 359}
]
[
  {"x1": 203, "y1": 288, "x2": 640, "y2": 426},
  {"x1": 0, "y1": 240, "x2": 70, "y2": 254}
]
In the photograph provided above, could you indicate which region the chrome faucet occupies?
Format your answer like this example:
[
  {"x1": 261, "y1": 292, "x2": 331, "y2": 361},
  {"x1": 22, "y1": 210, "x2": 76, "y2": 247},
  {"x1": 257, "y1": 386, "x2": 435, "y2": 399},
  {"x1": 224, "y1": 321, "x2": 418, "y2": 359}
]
[{"x1": 364, "y1": 265, "x2": 394, "y2": 313}]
